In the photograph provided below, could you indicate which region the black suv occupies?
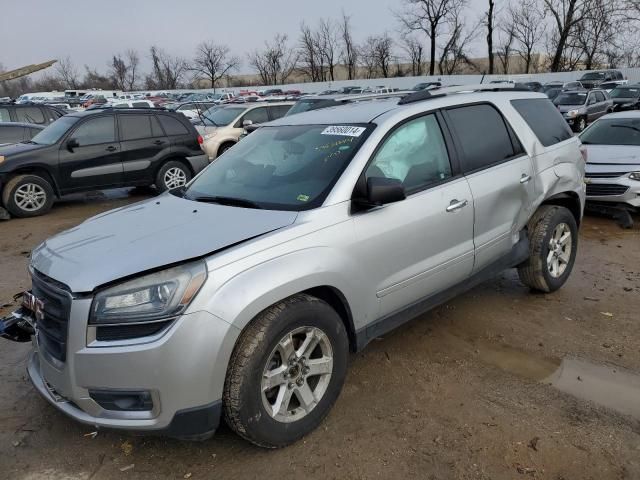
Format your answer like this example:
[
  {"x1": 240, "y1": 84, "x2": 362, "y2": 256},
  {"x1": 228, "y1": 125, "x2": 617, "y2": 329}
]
[
  {"x1": 0, "y1": 108, "x2": 206, "y2": 218},
  {"x1": 578, "y1": 70, "x2": 624, "y2": 90},
  {"x1": 0, "y1": 104, "x2": 65, "y2": 126}
]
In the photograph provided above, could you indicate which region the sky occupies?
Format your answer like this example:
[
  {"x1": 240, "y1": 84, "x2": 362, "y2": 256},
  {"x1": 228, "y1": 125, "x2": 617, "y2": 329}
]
[{"x1": 0, "y1": 0, "x2": 486, "y2": 75}]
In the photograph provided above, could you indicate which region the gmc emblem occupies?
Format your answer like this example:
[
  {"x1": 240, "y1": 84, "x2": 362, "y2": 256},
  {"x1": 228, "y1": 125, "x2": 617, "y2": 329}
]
[{"x1": 22, "y1": 291, "x2": 45, "y2": 322}]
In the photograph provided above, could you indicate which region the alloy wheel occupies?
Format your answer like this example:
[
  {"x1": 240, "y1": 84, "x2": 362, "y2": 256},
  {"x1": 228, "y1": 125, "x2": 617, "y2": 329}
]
[
  {"x1": 14, "y1": 183, "x2": 47, "y2": 211},
  {"x1": 261, "y1": 326, "x2": 333, "y2": 423},
  {"x1": 163, "y1": 167, "x2": 187, "y2": 189},
  {"x1": 547, "y1": 223, "x2": 572, "y2": 278}
]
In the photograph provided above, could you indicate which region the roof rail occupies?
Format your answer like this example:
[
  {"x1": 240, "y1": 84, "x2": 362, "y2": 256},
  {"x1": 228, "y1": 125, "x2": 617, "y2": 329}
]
[
  {"x1": 338, "y1": 91, "x2": 413, "y2": 103},
  {"x1": 398, "y1": 83, "x2": 530, "y2": 105}
]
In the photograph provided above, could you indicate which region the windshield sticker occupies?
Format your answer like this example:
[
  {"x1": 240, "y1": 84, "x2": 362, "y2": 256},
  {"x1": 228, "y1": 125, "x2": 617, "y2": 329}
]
[
  {"x1": 321, "y1": 126, "x2": 366, "y2": 137},
  {"x1": 297, "y1": 194, "x2": 310, "y2": 202}
]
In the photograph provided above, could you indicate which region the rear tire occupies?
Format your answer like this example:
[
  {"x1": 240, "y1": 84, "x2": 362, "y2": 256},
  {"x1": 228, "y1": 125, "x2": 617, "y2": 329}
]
[
  {"x1": 155, "y1": 160, "x2": 191, "y2": 192},
  {"x1": 518, "y1": 205, "x2": 578, "y2": 293},
  {"x1": 2, "y1": 174, "x2": 54, "y2": 218},
  {"x1": 223, "y1": 294, "x2": 349, "y2": 448},
  {"x1": 217, "y1": 142, "x2": 235, "y2": 157}
]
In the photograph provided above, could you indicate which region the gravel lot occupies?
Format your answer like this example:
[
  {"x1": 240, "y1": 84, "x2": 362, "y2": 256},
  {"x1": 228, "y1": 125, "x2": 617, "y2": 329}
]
[{"x1": 1, "y1": 190, "x2": 639, "y2": 480}]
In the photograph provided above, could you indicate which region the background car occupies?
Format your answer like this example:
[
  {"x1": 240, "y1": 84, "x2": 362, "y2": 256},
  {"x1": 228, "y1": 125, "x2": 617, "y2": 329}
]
[
  {"x1": 580, "y1": 111, "x2": 640, "y2": 227},
  {"x1": 198, "y1": 102, "x2": 294, "y2": 159},
  {"x1": 0, "y1": 104, "x2": 65, "y2": 125},
  {"x1": 554, "y1": 89, "x2": 612, "y2": 132},
  {"x1": 111, "y1": 100, "x2": 156, "y2": 109},
  {"x1": 609, "y1": 85, "x2": 640, "y2": 111},
  {"x1": 0, "y1": 122, "x2": 44, "y2": 145},
  {"x1": 0, "y1": 108, "x2": 206, "y2": 217},
  {"x1": 578, "y1": 70, "x2": 624, "y2": 89},
  {"x1": 165, "y1": 101, "x2": 216, "y2": 120}
]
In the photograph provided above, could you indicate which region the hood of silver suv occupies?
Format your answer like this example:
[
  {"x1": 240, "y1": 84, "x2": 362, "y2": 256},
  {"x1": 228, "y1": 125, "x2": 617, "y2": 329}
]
[
  {"x1": 584, "y1": 144, "x2": 640, "y2": 167},
  {"x1": 31, "y1": 193, "x2": 297, "y2": 292}
]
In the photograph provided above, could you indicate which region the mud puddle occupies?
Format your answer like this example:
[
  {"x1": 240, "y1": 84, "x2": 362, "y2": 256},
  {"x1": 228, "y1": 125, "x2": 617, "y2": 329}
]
[{"x1": 465, "y1": 336, "x2": 640, "y2": 420}]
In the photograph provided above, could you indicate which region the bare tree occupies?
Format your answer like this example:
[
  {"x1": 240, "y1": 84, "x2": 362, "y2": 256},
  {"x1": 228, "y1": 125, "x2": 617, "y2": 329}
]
[
  {"x1": 574, "y1": 0, "x2": 622, "y2": 69},
  {"x1": 438, "y1": 7, "x2": 477, "y2": 75},
  {"x1": 55, "y1": 57, "x2": 79, "y2": 89},
  {"x1": 299, "y1": 22, "x2": 322, "y2": 81},
  {"x1": 360, "y1": 39, "x2": 379, "y2": 78},
  {"x1": 83, "y1": 66, "x2": 114, "y2": 90},
  {"x1": 249, "y1": 34, "x2": 298, "y2": 85},
  {"x1": 318, "y1": 18, "x2": 339, "y2": 81},
  {"x1": 496, "y1": 21, "x2": 516, "y2": 74},
  {"x1": 511, "y1": 0, "x2": 544, "y2": 73},
  {"x1": 372, "y1": 33, "x2": 394, "y2": 78},
  {"x1": 401, "y1": 34, "x2": 425, "y2": 76},
  {"x1": 147, "y1": 46, "x2": 189, "y2": 90},
  {"x1": 397, "y1": 0, "x2": 462, "y2": 75},
  {"x1": 543, "y1": 0, "x2": 591, "y2": 71},
  {"x1": 191, "y1": 42, "x2": 240, "y2": 90},
  {"x1": 125, "y1": 50, "x2": 139, "y2": 90},
  {"x1": 339, "y1": 11, "x2": 359, "y2": 80},
  {"x1": 484, "y1": 0, "x2": 496, "y2": 74}
]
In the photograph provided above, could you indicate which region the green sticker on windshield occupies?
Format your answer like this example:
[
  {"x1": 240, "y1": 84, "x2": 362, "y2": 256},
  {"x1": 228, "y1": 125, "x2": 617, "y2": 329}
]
[{"x1": 297, "y1": 194, "x2": 310, "y2": 202}]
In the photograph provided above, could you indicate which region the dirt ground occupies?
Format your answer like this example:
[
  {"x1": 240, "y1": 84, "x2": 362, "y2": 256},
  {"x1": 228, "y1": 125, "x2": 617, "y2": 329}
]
[{"x1": 1, "y1": 190, "x2": 639, "y2": 480}]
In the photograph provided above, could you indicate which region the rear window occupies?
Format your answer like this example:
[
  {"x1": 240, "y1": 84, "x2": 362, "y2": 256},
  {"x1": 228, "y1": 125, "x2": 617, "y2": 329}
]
[
  {"x1": 158, "y1": 115, "x2": 189, "y2": 135},
  {"x1": 16, "y1": 107, "x2": 45, "y2": 124},
  {"x1": 119, "y1": 115, "x2": 153, "y2": 141},
  {"x1": 511, "y1": 99, "x2": 573, "y2": 147}
]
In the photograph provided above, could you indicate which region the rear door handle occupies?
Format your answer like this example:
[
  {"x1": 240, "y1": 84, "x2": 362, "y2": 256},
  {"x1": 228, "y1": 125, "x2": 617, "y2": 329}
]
[
  {"x1": 446, "y1": 199, "x2": 468, "y2": 212},
  {"x1": 520, "y1": 174, "x2": 532, "y2": 184},
  {"x1": 105, "y1": 146, "x2": 117, "y2": 152},
  {"x1": 153, "y1": 140, "x2": 165, "y2": 145}
]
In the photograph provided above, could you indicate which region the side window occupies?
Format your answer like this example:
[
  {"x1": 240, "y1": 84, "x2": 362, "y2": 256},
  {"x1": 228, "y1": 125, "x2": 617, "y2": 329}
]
[
  {"x1": 595, "y1": 91, "x2": 605, "y2": 102},
  {"x1": 179, "y1": 103, "x2": 194, "y2": 111},
  {"x1": 158, "y1": 115, "x2": 189, "y2": 135},
  {"x1": 511, "y1": 99, "x2": 573, "y2": 147},
  {"x1": 132, "y1": 102, "x2": 150, "y2": 108},
  {"x1": 16, "y1": 107, "x2": 46, "y2": 124},
  {"x1": 587, "y1": 93, "x2": 597, "y2": 104},
  {"x1": 119, "y1": 115, "x2": 152, "y2": 141},
  {"x1": 71, "y1": 116, "x2": 116, "y2": 146},
  {"x1": 269, "y1": 105, "x2": 292, "y2": 120},
  {"x1": 446, "y1": 104, "x2": 517, "y2": 173},
  {"x1": 0, "y1": 108, "x2": 10, "y2": 122},
  {"x1": 150, "y1": 115, "x2": 164, "y2": 137},
  {"x1": 241, "y1": 107, "x2": 269, "y2": 125},
  {"x1": 0, "y1": 126, "x2": 26, "y2": 143},
  {"x1": 365, "y1": 114, "x2": 452, "y2": 193},
  {"x1": 48, "y1": 107, "x2": 64, "y2": 119}
]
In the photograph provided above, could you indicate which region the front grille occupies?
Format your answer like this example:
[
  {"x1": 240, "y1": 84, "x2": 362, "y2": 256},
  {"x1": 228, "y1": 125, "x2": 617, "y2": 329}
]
[
  {"x1": 586, "y1": 172, "x2": 626, "y2": 179},
  {"x1": 31, "y1": 271, "x2": 71, "y2": 363},
  {"x1": 586, "y1": 183, "x2": 630, "y2": 196}
]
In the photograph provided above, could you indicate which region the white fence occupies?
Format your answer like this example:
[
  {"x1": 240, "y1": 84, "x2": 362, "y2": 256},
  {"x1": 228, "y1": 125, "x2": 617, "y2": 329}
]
[{"x1": 192, "y1": 68, "x2": 640, "y2": 95}]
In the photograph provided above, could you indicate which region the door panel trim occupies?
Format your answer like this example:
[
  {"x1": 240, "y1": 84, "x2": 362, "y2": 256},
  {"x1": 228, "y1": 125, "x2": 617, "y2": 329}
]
[
  {"x1": 122, "y1": 159, "x2": 151, "y2": 172},
  {"x1": 355, "y1": 232, "x2": 530, "y2": 350},
  {"x1": 71, "y1": 164, "x2": 122, "y2": 178},
  {"x1": 376, "y1": 250, "x2": 474, "y2": 298}
]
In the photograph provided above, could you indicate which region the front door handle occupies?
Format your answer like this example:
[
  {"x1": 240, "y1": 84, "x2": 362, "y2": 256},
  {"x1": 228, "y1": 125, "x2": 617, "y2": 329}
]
[
  {"x1": 520, "y1": 174, "x2": 532, "y2": 184},
  {"x1": 153, "y1": 140, "x2": 165, "y2": 145},
  {"x1": 105, "y1": 146, "x2": 117, "y2": 152},
  {"x1": 446, "y1": 199, "x2": 468, "y2": 212}
]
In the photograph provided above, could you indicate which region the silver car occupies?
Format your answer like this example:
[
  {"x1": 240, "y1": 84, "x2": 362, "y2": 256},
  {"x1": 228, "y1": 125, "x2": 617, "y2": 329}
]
[
  {"x1": 554, "y1": 89, "x2": 613, "y2": 132},
  {"x1": 580, "y1": 111, "x2": 640, "y2": 227},
  {"x1": 2, "y1": 85, "x2": 585, "y2": 447}
]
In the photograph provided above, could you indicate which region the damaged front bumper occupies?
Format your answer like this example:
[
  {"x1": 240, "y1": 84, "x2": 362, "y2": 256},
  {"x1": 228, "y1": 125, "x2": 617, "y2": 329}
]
[{"x1": 0, "y1": 308, "x2": 35, "y2": 342}]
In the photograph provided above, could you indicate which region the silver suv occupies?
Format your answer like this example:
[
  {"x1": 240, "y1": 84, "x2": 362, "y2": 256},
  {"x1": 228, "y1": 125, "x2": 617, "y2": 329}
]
[{"x1": 2, "y1": 85, "x2": 585, "y2": 447}]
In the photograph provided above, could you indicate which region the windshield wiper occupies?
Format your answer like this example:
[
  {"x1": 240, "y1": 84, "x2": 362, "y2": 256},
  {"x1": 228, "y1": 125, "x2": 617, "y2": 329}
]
[{"x1": 190, "y1": 195, "x2": 263, "y2": 209}]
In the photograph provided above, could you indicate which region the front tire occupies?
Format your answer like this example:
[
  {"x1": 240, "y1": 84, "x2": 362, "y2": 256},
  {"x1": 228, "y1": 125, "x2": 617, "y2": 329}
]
[
  {"x1": 223, "y1": 294, "x2": 349, "y2": 448},
  {"x1": 155, "y1": 160, "x2": 191, "y2": 192},
  {"x1": 2, "y1": 174, "x2": 54, "y2": 218},
  {"x1": 518, "y1": 205, "x2": 578, "y2": 292},
  {"x1": 573, "y1": 116, "x2": 587, "y2": 132}
]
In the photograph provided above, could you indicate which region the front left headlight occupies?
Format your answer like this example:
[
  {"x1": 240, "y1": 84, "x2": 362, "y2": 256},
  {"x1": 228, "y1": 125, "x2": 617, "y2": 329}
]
[
  {"x1": 567, "y1": 110, "x2": 579, "y2": 118},
  {"x1": 90, "y1": 261, "x2": 207, "y2": 325},
  {"x1": 630, "y1": 172, "x2": 640, "y2": 181}
]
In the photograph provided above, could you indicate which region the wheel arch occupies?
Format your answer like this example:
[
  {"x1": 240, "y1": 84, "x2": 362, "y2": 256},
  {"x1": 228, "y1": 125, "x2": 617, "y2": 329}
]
[
  {"x1": 216, "y1": 140, "x2": 236, "y2": 157},
  {"x1": 540, "y1": 191, "x2": 583, "y2": 227},
  {"x1": 4, "y1": 166, "x2": 60, "y2": 197}
]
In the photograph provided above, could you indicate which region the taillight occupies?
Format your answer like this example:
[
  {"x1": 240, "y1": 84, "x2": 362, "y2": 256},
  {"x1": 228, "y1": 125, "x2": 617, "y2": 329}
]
[
  {"x1": 579, "y1": 146, "x2": 588, "y2": 162},
  {"x1": 197, "y1": 135, "x2": 203, "y2": 145}
]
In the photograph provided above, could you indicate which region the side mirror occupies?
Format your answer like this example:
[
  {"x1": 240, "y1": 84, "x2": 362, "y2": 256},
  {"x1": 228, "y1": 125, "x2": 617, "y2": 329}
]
[
  {"x1": 66, "y1": 138, "x2": 79, "y2": 152},
  {"x1": 359, "y1": 177, "x2": 406, "y2": 206},
  {"x1": 242, "y1": 119, "x2": 253, "y2": 128}
]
